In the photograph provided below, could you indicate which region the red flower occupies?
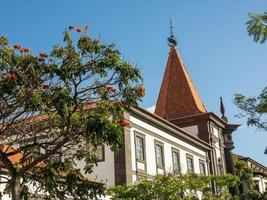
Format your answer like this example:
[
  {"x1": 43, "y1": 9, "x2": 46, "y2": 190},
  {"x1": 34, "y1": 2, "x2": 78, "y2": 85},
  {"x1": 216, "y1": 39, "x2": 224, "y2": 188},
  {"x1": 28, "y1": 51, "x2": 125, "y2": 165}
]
[
  {"x1": 119, "y1": 119, "x2": 130, "y2": 127},
  {"x1": 76, "y1": 28, "x2": 83, "y2": 33},
  {"x1": 8, "y1": 73, "x2": 19, "y2": 81},
  {"x1": 121, "y1": 100, "x2": 129, "y2": 107},
  {"x1": 39, "y1": 52, "x2": 48, "y2": 58},
  {"x1": 136, "y1": 86, "x2": 145, "y2": 97},
  {"x1": 69, "y1": 25, "x2": 76, "y2": 30},
  {"x1": 105, "y1": 85, "x2": 116, "y2": 93},
  {"x1": 13, "y1": 44, "x2": 21, "y2": 50},
  {"x1": 22, "y1": 48, "x2": 31, "y2": 53},
  {"x1": 38, "y1": 58, "x2": 45, "y2": 63}
]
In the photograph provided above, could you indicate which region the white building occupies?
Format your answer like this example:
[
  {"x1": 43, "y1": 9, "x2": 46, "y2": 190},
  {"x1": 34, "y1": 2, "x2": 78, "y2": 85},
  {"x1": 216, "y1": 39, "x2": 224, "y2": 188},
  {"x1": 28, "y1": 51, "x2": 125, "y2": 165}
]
[
  {"x1": 237, "y1": 155, "x2": 267, "y2": 194},
  {"x1": 87, "y1": 107, "x2": 211, "y2": 187},
  {"x1": 87, "y1": 36, "x2": 240, "y2": 196}
]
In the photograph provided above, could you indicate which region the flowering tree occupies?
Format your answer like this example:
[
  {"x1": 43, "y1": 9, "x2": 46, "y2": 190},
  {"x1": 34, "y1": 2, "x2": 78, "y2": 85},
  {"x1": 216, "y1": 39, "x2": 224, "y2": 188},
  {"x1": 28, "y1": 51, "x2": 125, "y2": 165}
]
[
  {"x1": 107, "y1": 173, "x2": 238, "y2": 200},
  {"x1": 0, "y1": 25, "x2": 144, "y2": 200}
]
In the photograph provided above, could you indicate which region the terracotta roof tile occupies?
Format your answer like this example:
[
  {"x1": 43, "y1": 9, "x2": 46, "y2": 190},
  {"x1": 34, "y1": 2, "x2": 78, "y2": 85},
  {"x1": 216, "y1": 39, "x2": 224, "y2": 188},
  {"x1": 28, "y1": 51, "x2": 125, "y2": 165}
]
[
  {"x1": 0, "y1": 144, "x2": 23, "y2": 164},
  {"x1": 155, "y1": 47, "x2": 207, "y2": 120}
]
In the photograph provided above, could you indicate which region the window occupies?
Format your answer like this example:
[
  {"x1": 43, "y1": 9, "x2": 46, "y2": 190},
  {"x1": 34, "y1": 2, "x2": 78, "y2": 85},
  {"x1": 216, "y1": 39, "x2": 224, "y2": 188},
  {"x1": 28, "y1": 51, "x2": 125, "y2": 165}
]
[
  {"x1": 155, "y1": 143, "x2": 164, "y2": 168},
  {"x1": 32, "y1": 146, "x2": 41, "y2": 155},
  {"x1": 172, "y1": 150, "x2": 181, "y2": 174},
  {"x1": 199, "y1": 160, "x2": 206, "y2": 175},
  {"x1": 135, "y1": 133, "x2": 146, "y2": 172},
  {"x1": 218, "y1": 158, "x2": 224, "y2": 175},
  {"x1": 239, "y1": 183, "x2": 244, "y2": 194},
  {"x1": 135, "y1": 136, "x2": 145, "y2": 161},
  {"x1": 254, "y1": 181, "x2": 260, "y2": 192},
  {"x1": 47, "y1": 145, "x2": 61, "y2": 161},
  {"x1": 96, "y1": 144, "x2": 105, "y2": 161},
  {"x1": 186, "y1": 155, "x2": 194, "y2": 173}
]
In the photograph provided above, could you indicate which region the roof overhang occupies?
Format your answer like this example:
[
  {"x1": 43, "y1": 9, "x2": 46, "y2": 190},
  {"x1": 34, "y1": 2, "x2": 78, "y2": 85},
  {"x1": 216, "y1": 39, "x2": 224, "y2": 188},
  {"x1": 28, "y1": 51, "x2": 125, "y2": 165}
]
[
  {"x1": 169, "y1": 112, "x2": 240, "y2": 130},
  {"x1": 129, "y1": 106, "x2": 213, "y2": 151}
]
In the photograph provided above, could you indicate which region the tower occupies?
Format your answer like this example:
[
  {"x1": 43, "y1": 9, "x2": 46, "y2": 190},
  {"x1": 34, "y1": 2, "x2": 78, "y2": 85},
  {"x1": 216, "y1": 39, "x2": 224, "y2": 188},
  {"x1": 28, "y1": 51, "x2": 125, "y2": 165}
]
[{"x1": 155, "y1": 21, "x2": 240, "y2": 195}]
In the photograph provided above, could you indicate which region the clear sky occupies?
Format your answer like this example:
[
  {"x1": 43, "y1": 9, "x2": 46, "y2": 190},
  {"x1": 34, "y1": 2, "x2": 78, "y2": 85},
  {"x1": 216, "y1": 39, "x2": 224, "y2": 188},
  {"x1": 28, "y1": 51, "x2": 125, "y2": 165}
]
[{"x1": 1, "y1": 0, "x2": 267, "y2": 164}]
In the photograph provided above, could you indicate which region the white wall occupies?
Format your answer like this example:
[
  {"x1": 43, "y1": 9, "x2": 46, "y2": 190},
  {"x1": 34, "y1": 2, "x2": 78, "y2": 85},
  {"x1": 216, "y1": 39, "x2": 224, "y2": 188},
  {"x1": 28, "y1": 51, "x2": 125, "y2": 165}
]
[
  {"x1": 253, "y1": 175, "x2": 267, "y2": 193},
  {"x1": 75, "y1": 145, "x2": 115, "y2": 187},
  {"x1": 130, "y1": 115, "x2": 208, "y2": 183},
  {"x1": 0, "y1": 175, "x2": 10, "y2": 200}
]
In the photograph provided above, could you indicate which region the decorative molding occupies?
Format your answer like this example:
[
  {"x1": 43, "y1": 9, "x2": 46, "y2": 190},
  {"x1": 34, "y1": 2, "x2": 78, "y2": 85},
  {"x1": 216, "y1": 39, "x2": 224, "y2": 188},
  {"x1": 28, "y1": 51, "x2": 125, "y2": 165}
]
[{"x1": 130, "y1": 122, "x2": 207, "y2": 160}]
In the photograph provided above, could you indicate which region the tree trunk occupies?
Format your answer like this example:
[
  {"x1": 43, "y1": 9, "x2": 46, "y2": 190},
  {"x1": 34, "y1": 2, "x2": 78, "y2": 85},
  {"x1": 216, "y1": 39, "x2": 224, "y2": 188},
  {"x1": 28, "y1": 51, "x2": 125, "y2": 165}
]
[{"x1": 11, "y1": 176, "x2": 21, "y2": 200}]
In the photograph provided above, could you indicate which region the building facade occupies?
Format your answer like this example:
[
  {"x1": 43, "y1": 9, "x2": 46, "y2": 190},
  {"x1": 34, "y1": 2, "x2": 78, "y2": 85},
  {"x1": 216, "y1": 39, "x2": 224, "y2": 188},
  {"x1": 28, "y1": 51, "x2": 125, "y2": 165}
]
[
  {"x1": 238, "y1": 155, "x2": 267, "y2": 194},
  {"x1": 87, "y1": 35, "x2": 241, "y2": 196}
]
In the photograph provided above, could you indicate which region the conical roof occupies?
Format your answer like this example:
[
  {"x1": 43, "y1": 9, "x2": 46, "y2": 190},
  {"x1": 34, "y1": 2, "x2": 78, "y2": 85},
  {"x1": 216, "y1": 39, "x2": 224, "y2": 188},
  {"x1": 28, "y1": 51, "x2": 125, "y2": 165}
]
[{"x1": 155, "y1": 47, "x2": 207, "y2": 120}]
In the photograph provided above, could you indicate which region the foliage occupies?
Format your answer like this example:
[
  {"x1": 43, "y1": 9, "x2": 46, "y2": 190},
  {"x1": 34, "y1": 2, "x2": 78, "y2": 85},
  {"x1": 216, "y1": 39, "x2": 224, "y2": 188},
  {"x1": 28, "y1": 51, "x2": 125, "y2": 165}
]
[
  {"x1": 4, "y1": 160, "x2": 105, "y2": 200},
  {"x1": 233, "y1": 155, "x2": 267, "y2": 199},
  {"x1": 107, "y1": 173, "x2": 238, "y2": 200},
  {"x1": 234, "y1": 11, "x2": 267, "y2": 155},
  {"x1": 233, "y1": 155, "x2": 254, "y2": 199},
  {"x1": 234, "y1": 87, "x2": 267, "y2": 132},
  {"x1": 243, "y1": 11, "x2": 267, "y2": 128},
  {"x1": 233, "y1": 155, "x2": 253, "y2": 190},
  {"x1": 247, "y1": 11, "x2": 267, "y2": 43},
  {"x1": 245, "y1": 191, "x2": 267, "y2": 200},
  {"x1": 0, "y1": 25, "x2": 143, "y2": 199}
]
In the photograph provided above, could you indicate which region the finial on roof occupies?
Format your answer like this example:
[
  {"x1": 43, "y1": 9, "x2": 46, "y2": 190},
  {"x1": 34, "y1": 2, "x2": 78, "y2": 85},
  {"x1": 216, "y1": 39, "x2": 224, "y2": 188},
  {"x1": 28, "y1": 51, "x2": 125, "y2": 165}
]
[
  {"x1": 170, "y1": 18, "x2": 174, "y2": 36},
  {"x1": 220, "y1": 97, "x2": 228, "y2": 122},
  {"x1": 167, "y1": 18, "x2": 177, "y2": 47}
]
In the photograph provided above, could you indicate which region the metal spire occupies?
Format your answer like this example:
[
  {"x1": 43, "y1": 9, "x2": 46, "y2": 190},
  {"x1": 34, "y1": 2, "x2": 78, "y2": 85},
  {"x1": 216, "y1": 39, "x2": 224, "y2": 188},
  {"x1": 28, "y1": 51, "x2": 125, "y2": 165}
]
[
  {"x1": 170, "y1": 18, "x2": 174, "y2": 37},
  {"x1": 220, "y1": 97, "x2": 228, "y2": 122},
  {"x1": 220, "y1": 97, "x2": 225, "y2": 116},
  {"x1": 167, "y1": 18, "x2": 177, "y2": 47}
]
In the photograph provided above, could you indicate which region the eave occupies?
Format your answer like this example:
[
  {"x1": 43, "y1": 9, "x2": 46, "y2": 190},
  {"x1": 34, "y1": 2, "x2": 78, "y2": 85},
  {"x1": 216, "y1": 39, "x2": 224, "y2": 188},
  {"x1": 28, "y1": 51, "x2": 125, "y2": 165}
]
[{"x1": 129, "y1": 106, "x2": 213, "y2": 151}]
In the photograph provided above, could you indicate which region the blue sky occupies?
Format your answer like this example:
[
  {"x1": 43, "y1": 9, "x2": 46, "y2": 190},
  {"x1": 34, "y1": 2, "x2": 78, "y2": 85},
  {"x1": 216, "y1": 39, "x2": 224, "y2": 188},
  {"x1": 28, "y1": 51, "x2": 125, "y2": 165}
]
[{"x1": 1, "y1": 0, "x2": 267, "y2": 164}]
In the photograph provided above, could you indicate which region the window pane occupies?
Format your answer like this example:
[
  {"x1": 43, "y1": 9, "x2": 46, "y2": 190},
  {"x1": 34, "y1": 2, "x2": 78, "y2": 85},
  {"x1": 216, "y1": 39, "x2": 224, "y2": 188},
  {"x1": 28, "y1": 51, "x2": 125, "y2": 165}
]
[
  {"x1": 96, "y1": 145, "x2": 104, "y2": 161},
  {"x1": 172, "y1": 151, "x2": 180, "y2": 174},
  {"x1": 156, "y1": 144, "x2": 164, "y2": 168},
  {"x1": 187, "y1": 157, "x2": 194, "y2": 172},
  {"x1": 218, "y1": 158, "x2": 224, "y2": 175},
  {"x1": 254, "y1": 181, "x2": 260, "y2": 192},
  {"x1": 32, "y1": 146, "x2": 41, "y2": 155},
  {"x1": 47, "y1": 145, "x2": 61, "y2": 161},
  {"x1": 199, "y1": 162, "x2": 206, "y2": 175},
  {"x1": 136, "y1": 136, "x2": 144, "y2": 161}
]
